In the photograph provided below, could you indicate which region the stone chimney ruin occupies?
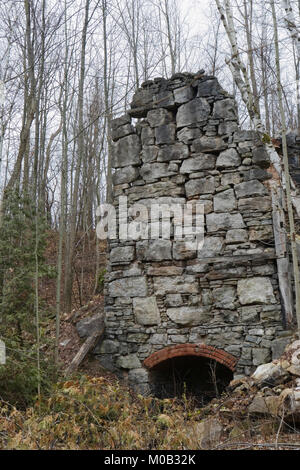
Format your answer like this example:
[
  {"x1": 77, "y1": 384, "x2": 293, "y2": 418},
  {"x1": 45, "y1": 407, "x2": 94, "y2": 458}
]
[{"x1": 98, "y1": 72, "x2": 292, "y2": 398}]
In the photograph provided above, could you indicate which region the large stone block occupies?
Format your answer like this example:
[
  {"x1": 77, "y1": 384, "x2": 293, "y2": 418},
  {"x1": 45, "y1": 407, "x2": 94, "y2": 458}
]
[
  {"x1": 237, "y1": 277, "x2": 276, "y2": 305},
  {"x1": 218, "y1": 121, "x2": 238, "y2": 135},
  {"x1": 111, "y1": 114, "x2": 131, "y2": 130},
  {"x1": 128, "y1": 368, "x2": 149, "y2": 383},
  {"x1": 108, "y1": 277, "x2": 148, "y2": 297},
  {"x1": 233, "y1": 130, "x2": 259, "y2": 142},
  {"x1": 249, "y1": 225, "x2": 273, "y2": 241},
  {"x1": 177, "y1": 127, "x2": 202, "y2": 144},
  {"x1": 174, "y1": 85, "x2": 195, "y2": 104},
  {"x1": 173, "y1": 241, "x2": 197, "y2": 260},
  {"x1": 95, "y1": 339, "x2": 119, "y2": 354},
  {"x1": 212, "y1": 98, "x2": 237, "y2": 120},
  {"x1": 116, "y1": 354, "x2": 141, "y2": 369},
  {"x1": 157, "y1": 143, "x2": 189, "y2": 162},
  {"x1": 136, "y1": 240, "x2": 172, "y2": 261},
  {"x1": 112, "y1": 134, "x2": 141, "y2": 168},
  {"x1": 141, "y1": 126, "x2": 155, "y2": 146},
  {"x1": 153, "y1": 276, "x2": 199, "y2": 295},
  {"x1": 110, "y1": 246, "x2": 135, "y2": 264},
  {"x1": 213, "y1": 189, "x2": 237, "y2": 212},
  {"x1": 140, "y1": 162, "x2": 176, "y2": 182},
  {"x1": 252, "y1": 348, "x2": 272, "y2": 366},
  {"x1": 197, "y1": 78, "x2": 223, "y2": 97},
  {"x1": 252, "y1": 146, "x2": 270, "y2": 169},
  {"x1": 141, "y1": 145, "x2": 159, "y2": 163},
  {"x1": 76, "y1": 313, "x2": 105, "y2": 338},
  {"x1": 226, "y1": 229, "x2": 248, "y2": 244},
  {"x1": 133, "y1": 297, "x2": 160, "y2": 326},
  {"x1": 167, "y1": 306, "x2": 210, "y2": 326},
  {"x1": 206, "y1": 212, "x2": 245, "y2": 232},
  {"x1": 147, "y1": 108, "x2": 174, "y2": 127},
  {"x1": 271, "y1": 337, "x2": 293, "y2": 360},
  {"x1": 180, "y1": 154, "x2": 216, "y2": 173},
  {"x1": 176, "y1": 98, "x2": 211, "y2": 128},
  {"x1": 112, "y1": 123, "x2": 135, "y2": 142},
  {"x1": 155, "y1": 123, "x2": 176, "y2": 144},
  {"x1": 185, "y1": 177, "x2": 216, "y2": 198},
  {"x1": 154, "y1": 90, "x2": 175, "y2": 109},
  {"x1": 127, "y1": 180, "x2": 184, "y2": 202},
  {"x1": 198, "y1": 236, "x2": 224, "y2": 257},
  {"x1": 213, "y1": 286, "x2": 236, "y2": 310},
  {"x1": 113, "y1": 166, "x2": 139, "y2": 185},
  {"x1": 238, "y1": 196, "x2": 271, "y2": 212},
  {"x1": 191, "y1": 136, "x2": 227, "y2": 154},
  {"x1": 234, "y1": 180, "x2": 267, "y2": 198},
  {"x1": 216, "y1": 148, "x2": 241, "y2": 169}
]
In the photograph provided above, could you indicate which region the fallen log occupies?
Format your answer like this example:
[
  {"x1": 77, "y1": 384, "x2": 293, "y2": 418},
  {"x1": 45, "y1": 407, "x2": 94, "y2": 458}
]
[{"x1": 65, "y1": 327, "x2": 104, "y2": 376}]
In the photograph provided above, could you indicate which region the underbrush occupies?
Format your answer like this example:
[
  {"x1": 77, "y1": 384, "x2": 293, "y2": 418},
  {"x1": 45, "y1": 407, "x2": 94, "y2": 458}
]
[
  {"x1": 0, "y1": 374, "x2": 299, "y2": 450},
  {"x1": 0, "y1": 375, "x2": 207, "y2": 450}
]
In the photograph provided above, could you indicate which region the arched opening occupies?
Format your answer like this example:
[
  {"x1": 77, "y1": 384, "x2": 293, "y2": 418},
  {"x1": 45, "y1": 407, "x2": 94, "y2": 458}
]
[{"x1": 144, "y1": 344, "x2": 236, "y2": 405}]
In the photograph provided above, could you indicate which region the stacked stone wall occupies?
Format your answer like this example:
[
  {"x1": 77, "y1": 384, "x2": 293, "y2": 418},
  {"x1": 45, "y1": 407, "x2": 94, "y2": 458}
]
[{"x1": 98, "y1": 72, "x2": 291, "y2": 393}]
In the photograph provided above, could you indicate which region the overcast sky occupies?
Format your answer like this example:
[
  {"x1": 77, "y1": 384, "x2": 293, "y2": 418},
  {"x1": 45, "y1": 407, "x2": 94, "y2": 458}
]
[{"x1": 180, "y1": 0, "x2": 211, "y2": 36}]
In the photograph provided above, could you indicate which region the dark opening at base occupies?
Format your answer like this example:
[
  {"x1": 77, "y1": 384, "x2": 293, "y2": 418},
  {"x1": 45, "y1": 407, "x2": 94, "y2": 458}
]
[{"x1": 149, "y1": 355, "x2": 233, "y2": 405}]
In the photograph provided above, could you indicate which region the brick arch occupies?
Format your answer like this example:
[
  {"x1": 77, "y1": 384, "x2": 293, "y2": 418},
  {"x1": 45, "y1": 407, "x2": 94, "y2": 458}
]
[{"x1": 143, "y1": 343, "x2": 237, "y2": 372}]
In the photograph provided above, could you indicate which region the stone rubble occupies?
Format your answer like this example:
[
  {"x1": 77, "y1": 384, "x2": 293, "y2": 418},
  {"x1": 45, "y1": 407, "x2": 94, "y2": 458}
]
[{"x1": 229, "y1": 339, "x2": 300, "y2": 423}]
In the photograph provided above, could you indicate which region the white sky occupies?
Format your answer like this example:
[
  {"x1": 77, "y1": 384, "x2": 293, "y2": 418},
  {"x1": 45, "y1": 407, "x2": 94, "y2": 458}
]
[{"x1": 179, "y1": 0, "x2": 211, "y2": 36}]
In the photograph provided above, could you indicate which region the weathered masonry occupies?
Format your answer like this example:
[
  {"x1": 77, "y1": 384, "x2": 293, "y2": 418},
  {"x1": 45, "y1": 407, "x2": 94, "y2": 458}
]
[{"x1": 98, "y1": 71, "x2": 293, "y2": 396}]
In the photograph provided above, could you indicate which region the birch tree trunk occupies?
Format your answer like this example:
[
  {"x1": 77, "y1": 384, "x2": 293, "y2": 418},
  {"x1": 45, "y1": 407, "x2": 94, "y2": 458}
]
[
  {"x1": 271, "y1": 0, "x2": 300, "y2": 332},
  {"x1": 281, "y1": 0, "x2": 300, "y2": 133}
]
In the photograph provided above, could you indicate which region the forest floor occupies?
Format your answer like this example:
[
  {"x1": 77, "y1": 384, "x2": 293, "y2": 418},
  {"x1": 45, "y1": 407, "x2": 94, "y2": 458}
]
[{"x1": 1, "y1": 233, "x2": 300, "y2": 450}]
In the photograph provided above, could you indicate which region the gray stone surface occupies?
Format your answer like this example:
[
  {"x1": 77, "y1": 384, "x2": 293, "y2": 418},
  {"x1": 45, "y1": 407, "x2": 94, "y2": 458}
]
[
  {"x1": 180, "y1": 154, "x2": 216, "y2": 173},
  {"x1": 237, "y1": 277, "x2": 276, "y2": 305},
  {"x1": 206, "y1": 212, "x2": 245, "y2": 232},
  {"x1": 213, "y1": 286, "x2": 236, "y2": 309},
  {"x1": 197, "y1": 78, "x2": 223, "y2": 97},
  {"x1": 102, "y1": 72, "x2": 284, "y2": 392},
  {"x1": 141, "y1": 146, "x2": 159, "y2": 163},
  {"x1": 216, "y1": 149, "x2": 241, "y2": 169},
  {"x1": 155, "y1": 123, "x2": 176, "y2": 144},
  {"x1": 212, "y1": 98, "x2": 237, "y2": 120},
  {"x1": 174, "y1": 86, "x2": 195, "y2": 104},
  {"x1": 185, "y1": 177, "x2": 216, "y2": 197},
  {"x1": 167, "y1": 306, "x2": 210, "y2": 326},
  {"x1": 153, "y1": 276, "x2": 199, "y2": 295},
  {"x1": 252, "y1": 146, "x2": 270, "y2": 168},
  {"x1": 136, "y1": 240, "x2": 172, "y2": 261},
  {"x1": 234, "y1": 180, "x2": 267, "y2": 198},
  {"x1": 95, "y1": 339, "x2": 119, "y2": 354},
  {"x1": 177, "y1": 127, "x2": 202, "y2": 144},
  {"x1": 117, "y1": 354, "x2": 141, "y2": 369},
  {"x1": 226, "y1": 229, "x2": 248, "y2": 244},
  {"x1": 214, "y1": 189, "x2": 237, "y2": 212},
  {"x1": 176, "y1": 98, "x2": 210, "y2": 127},
  {"x1": 157, "y1": 143, "x2": 189, "y2": 161},
  {"x1": 140, "y1": 162, "x2": 176, "y2": 182},
  {"x1": 112, "y1": 134, "x2": 141, "y2": 168},
  {"x1": 147, "y1": 108, "x2": 174, "y2": 127},
  {"x1": 133, "y1": 297, "x2": 160, "y2": 326},
  {"x1": 191, "y1": 136, "x2": 227, "y2": 153},
  {"x1": 112, "y1": 124, "x2": 135, "y2": 142},
  {"x1": 113, "y1": 166, "x2": 139, "y2": 185},
  {"x1": 76, "y1": 312, "x2": 104, "y2": 338},
  {"x1": 110, "y1": 246, "x2": 135, "y2": 264},
  {"x1": 108, "y1": 277, "x2": 148, "y2": 297},
  {"x1": 198, "y1": 236, "x2": 224, "y2": 258}
]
